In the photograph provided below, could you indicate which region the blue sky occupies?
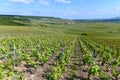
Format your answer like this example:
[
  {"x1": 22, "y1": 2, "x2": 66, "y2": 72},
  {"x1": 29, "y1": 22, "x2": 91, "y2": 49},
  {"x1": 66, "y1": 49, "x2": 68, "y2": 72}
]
[{"x1": 0, "y1": 0, "x2": 120, "y2": 19}]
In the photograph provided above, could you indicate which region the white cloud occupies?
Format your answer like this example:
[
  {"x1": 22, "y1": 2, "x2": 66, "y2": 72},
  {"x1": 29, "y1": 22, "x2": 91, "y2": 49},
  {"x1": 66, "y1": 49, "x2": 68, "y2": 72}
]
[
  {"x1": 115, "y1": 6, "x2": 120, "y2": 10},
  {"x1": 55, "y1": 0, "x2": 71, "y2": 4},
  {"x1": 4, "y1": 2, "x2": 12, "y2": 6},
  {"x1": 35, "y1": 4, "x2": 39, "y2": 7},
  {"x1": 8, "y1": 0, "x2": 33, "y2": 4},
  {"x1": 39, "y1": 0, "x2": 49, "y2": 6},
  {"x1": 95, "y1": 9, "x2": 108, "y2": 14},
  {"x1": 0, "y1": 9, "x2": 33, "y2": 15}
]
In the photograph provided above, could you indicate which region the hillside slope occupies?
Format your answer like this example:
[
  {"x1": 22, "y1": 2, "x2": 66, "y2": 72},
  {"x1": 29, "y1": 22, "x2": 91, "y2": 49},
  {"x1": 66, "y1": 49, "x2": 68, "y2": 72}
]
[{"x1": 0, "y1": 15, "x2": 74, "y2": 26}]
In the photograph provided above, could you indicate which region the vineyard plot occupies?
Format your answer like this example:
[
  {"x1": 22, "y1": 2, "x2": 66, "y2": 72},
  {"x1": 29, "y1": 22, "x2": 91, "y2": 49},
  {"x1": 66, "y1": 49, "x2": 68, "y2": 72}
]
[{"x1": 0, "y1": 35, "x2": 120, "y2": 80}]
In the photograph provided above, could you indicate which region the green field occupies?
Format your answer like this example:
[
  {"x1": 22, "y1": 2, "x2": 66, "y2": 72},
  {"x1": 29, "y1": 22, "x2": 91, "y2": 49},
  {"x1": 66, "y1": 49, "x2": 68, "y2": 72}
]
[{"x1": 0, "y1": 16, "x2": 120, "y2": 80}]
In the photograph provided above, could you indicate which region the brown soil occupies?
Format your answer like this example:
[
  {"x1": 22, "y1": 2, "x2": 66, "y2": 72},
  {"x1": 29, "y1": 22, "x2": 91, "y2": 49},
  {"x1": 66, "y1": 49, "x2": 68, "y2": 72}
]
[
  {"x1": 59, "y1": 39, "x2": 88, "y2": 80},
  {"x1": 24, "y1": 48, "x2": 63, "y2": 80},
  {"x1": 58, "y1": 48, "x2": 75, "y2": 80},
  {"x1": 13, "y1": 38, "x2": 120, "y2": 80}
]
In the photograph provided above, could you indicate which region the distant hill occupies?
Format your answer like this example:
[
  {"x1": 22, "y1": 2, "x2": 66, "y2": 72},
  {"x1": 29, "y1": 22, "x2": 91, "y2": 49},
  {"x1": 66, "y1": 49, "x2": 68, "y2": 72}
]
[
  {"x1": 113, "y1": 17, "x2": 120, "y2": 19},
  {"x1": 0, "y1": 15, "x2": 30, "y2": 26},
  {"x1": 1, "y1": 15, "x2": 120, "y2": 26},
  {"x1": 74, "y1": 17, "x2": 120, "y2": 23},
  {"x1": 0, "y1": 15, "x2": 75, "y2": 26}
]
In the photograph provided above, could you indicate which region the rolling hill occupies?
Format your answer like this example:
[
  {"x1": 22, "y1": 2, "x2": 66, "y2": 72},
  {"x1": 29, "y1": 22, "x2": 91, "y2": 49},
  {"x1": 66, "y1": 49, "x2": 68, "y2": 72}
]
[{"x1": 0, "y1": 15, "x2": 75, "y2": 26}]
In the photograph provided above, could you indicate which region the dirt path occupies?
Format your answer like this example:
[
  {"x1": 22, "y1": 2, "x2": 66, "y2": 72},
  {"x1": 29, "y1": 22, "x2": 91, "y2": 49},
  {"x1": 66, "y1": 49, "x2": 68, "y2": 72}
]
[
  {"x1": 58, "y1": 45, "x2": 76, "y2": 80},
  {"x1": 59, "y1": 38, "x2": 88, "y2": 80},
  {"x1": 75, "y1": 40, "x2": 88, "y2": 80}
]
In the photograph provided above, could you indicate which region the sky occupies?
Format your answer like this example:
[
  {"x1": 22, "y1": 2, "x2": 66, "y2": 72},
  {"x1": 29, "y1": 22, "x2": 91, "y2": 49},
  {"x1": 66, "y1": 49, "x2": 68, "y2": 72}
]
[{"x1": 0, "y1": 0, "x2": 120, "y2": 19}]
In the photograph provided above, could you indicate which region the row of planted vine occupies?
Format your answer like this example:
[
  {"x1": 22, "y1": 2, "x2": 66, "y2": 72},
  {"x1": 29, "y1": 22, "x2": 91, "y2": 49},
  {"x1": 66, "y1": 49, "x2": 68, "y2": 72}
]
[
  {"x1": 0, "y1": 35, "x2": 74, "y2": 79},
  {"x1": 45, "y1": 37, "x2": 76, "y2": 80},
  {"x1": 79, "y1": 36, "x2": 120, "y2": 80},
  {"x1": 0, "y1": 35, "x2": 119, "y2": 80}
]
